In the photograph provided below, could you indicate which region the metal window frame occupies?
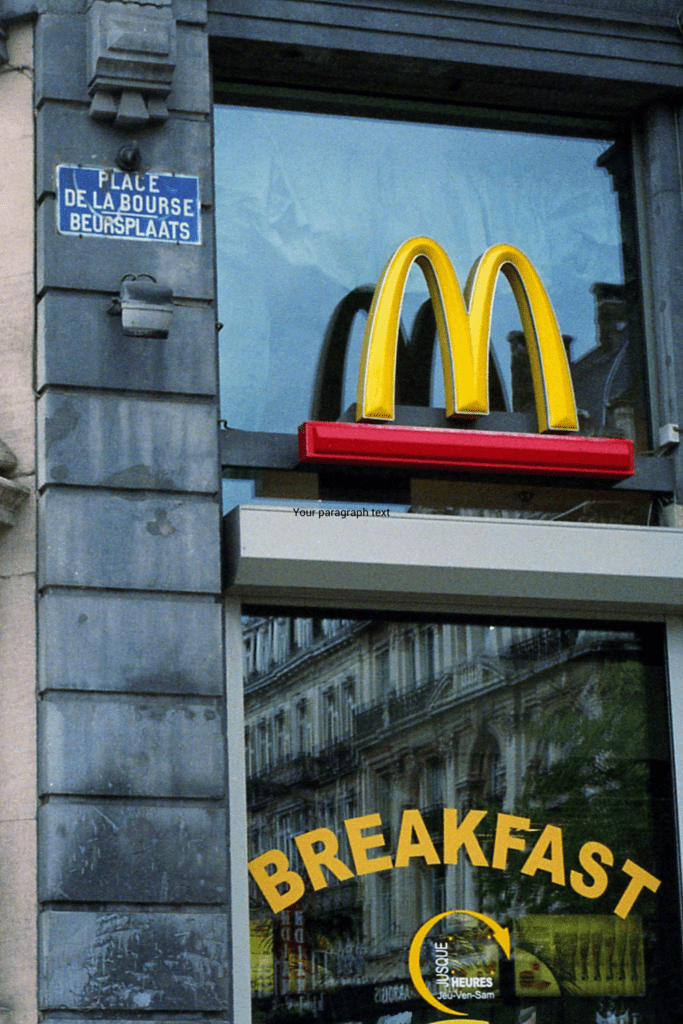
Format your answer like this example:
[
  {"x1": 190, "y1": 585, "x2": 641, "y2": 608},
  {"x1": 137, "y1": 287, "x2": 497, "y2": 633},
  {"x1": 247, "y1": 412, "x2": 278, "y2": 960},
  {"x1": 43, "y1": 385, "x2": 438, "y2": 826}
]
[
  {"x1": 225, "y1": 505, "x2": 683, "y2": 618},
  {"x1": 224, "y1": 506, "x2": 683, "y2": 1024},
  {"x1": 212, "y1": 91, "x2": 679, "y2": 501}
]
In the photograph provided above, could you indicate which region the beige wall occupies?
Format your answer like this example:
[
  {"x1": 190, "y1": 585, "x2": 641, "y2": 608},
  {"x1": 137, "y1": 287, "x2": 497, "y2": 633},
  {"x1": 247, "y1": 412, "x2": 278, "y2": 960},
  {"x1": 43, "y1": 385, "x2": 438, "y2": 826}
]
[{"x1": 0, "y1": 20, "x2": 37, "y2": 1024}]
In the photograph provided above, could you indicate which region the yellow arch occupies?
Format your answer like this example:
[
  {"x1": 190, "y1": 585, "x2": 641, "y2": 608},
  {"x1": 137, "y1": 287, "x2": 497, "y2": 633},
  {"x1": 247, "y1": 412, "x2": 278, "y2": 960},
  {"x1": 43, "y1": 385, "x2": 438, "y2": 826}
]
[{"x1": 356, "y1": 237, "x2": 578, "y2": 433}]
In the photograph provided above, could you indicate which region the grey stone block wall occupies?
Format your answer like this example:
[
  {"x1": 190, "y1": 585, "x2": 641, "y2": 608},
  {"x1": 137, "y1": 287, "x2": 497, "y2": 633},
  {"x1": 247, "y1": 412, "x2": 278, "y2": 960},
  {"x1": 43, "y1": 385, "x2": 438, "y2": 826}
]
[
  {"x1": 41, "y1": 911, "x2": 229, "y2": 1011},
  {"x1": 37, "y1": 291, "x2": 218, "y2": 394},
  {"x1": 39, "y1": 803, "x2": 228, "y2": 901},
  {"x1": 39, "y1": 590, "x2": 224, "y2": 693},
  {"x1": 35, "y1": 0, "x2": 228, "y2": 1016}
]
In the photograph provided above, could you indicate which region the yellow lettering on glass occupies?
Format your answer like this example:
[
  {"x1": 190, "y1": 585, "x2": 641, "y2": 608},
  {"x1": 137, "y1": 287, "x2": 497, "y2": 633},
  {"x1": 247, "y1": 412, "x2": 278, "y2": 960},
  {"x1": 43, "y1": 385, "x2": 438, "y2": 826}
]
[
  {"x1": 394, "y1": 808, "x2": 441, "y2": 867},
  {"x1": 295, "y1": 827, "x2": 355, "y2": 890},
  {"x1": 248, "y1": 848, "x2": 305, "y2": 914},
  {"x1": 491, "y1": 812, "x2": 531, "y2": 870},
  {"x1": 356, "y1": 236, "x2": 578, "y2": 433},
  {"x1": 521, "y1": 823, "x2": 566, "y2": 886},
  {"x1": 344, "y1": 812, "x2": 393, "y2": 875},
  {"x1": 570, "y1": 840, "x2": 614, "y2": 899},
  {"x1": 442, "y1": 808, "x2": 489, "y2": 867},
  {"x1": 247, "y1": 809, "x2": 660, "y2": 918},
  {"x1": 613, "y1": 858, "x2": 661, "y2": 919}
]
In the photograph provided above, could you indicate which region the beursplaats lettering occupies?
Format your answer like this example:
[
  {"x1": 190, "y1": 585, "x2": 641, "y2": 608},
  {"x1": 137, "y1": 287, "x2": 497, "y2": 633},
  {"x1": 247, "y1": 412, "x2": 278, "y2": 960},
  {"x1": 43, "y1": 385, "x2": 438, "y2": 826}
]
[
  {"x1": 249, "y1": 808, "x2": 660, "y2": 920},
  {"x1": 65, "y1": 210, "x2": 192, "y2": 241}
]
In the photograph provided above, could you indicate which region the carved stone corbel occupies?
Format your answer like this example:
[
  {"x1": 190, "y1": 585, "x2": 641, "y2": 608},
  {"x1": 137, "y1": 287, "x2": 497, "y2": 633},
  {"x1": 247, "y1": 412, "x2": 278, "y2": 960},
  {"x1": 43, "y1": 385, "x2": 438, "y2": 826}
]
[
  {"x1": 0, "y1": 477, "x2": 29, "y2": 528},
  {"x1": 0, "y1": 440, "x2": 29, "y2": 529},
  {"x1": 86, "y1": 0, "x2": 176, "y2": 128}
]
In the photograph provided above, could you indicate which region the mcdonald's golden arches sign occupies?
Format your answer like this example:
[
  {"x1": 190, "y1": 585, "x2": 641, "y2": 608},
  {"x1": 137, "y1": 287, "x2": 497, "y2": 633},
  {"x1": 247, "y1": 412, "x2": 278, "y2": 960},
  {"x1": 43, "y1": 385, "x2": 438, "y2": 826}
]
[{"x1": 299, "y1": 237, "x2": 634, "y2": 480}]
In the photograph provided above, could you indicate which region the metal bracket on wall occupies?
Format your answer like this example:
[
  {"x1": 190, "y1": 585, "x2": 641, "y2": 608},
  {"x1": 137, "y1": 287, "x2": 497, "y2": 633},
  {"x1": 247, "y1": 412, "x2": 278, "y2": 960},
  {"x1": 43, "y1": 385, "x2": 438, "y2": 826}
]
[
  {"x1": 86, "y1": 0, "x2": 177, "y2": 128},
  {"x1": 108, "y1": 274, "x2": 174, "y2": 338}
]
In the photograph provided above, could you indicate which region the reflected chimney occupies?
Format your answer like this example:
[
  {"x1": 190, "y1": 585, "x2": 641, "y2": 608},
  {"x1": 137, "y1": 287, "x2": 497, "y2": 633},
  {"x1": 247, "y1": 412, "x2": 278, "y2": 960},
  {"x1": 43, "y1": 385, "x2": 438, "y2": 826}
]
[
  {"x1": 508, "y1": 331, "x2": 573, "y2": 413},
  {"x1": 590, "y1": 282, "x2": 627, "y2": 353}
]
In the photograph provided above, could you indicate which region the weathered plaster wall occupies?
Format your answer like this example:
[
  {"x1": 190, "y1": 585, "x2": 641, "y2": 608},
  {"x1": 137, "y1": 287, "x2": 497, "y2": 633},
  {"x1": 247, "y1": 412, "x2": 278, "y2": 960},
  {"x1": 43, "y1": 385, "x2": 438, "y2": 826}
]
[{"x1": 0, "y1": 20, "x2": 38, "y2": 1024}]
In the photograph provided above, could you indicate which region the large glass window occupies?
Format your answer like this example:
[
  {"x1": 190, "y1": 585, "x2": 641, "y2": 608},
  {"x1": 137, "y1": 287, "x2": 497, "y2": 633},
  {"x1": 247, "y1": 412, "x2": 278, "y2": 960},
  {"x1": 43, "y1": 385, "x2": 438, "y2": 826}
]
[
  {"x1": 243, "y1": 614, "x2": 681, "y2": 1024},
  {"x1": 215, "y1": 105, "x2": 648, "y2": 458}
]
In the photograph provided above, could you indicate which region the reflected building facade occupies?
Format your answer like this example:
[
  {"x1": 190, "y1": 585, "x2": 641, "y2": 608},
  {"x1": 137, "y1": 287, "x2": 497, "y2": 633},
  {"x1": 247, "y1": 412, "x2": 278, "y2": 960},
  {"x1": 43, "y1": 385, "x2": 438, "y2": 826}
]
[{"x1": 243, "y1": 615, "x2": 666, "y2": 1021}]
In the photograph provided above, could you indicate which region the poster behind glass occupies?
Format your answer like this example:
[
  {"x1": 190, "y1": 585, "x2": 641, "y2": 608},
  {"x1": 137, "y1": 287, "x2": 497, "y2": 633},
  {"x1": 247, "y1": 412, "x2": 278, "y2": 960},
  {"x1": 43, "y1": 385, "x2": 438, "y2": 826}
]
[{"x1": 243, "y1": 616, "x2": 681, "y2": 1024}]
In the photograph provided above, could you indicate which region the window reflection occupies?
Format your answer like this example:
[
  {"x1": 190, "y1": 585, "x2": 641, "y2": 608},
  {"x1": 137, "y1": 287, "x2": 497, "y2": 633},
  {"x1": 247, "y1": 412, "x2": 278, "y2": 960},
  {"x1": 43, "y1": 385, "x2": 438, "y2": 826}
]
[
  {"x1": 243, "y1": 615, "x2": 679, "y2": 1022},
  {"x1": 217, "y1": 107, "x2": 647, "y2": 452}
]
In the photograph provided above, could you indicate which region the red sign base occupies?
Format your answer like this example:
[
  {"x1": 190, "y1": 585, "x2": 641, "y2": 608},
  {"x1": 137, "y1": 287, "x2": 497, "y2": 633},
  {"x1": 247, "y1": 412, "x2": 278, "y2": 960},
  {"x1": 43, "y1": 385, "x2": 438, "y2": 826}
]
[{"x1": 298, "y1": 421, "x2": 634, "y2": 480}]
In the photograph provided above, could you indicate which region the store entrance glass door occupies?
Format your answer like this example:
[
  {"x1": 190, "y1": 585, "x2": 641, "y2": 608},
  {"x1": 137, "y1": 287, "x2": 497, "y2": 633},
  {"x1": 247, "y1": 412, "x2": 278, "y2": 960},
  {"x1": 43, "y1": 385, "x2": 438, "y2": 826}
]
[{"x1": 242, "y1": 614, "x2": 681, "y2": 1024}]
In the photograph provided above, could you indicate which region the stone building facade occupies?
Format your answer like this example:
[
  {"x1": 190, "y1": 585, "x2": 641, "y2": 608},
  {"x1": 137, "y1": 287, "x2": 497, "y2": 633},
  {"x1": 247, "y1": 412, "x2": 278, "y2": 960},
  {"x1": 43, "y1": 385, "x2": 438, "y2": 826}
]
[{"x1": 0, "y1": 0, "x2": 683, "y2": 1022}]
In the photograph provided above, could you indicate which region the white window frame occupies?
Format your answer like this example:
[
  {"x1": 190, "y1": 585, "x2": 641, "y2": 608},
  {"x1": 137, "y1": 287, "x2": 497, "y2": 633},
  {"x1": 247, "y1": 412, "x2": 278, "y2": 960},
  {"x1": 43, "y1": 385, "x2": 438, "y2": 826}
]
[{"x1": 224, "y1": 505, "x2": 683, "y2": 1024}]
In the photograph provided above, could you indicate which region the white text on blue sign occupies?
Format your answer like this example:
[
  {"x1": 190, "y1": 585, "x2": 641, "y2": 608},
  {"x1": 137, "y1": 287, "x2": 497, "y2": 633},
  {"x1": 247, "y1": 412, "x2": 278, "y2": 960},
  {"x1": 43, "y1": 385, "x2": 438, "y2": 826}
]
[{"x1": 57, "y1": 166, "x2": 201, "y2": 245}]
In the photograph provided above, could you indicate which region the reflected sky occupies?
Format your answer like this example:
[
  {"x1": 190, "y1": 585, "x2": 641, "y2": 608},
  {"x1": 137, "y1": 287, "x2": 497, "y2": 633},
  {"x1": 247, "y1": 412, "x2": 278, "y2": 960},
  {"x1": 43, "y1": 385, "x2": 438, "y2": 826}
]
[{"x1": 215, "y1": 106, "x2": 623, "y2": 434}]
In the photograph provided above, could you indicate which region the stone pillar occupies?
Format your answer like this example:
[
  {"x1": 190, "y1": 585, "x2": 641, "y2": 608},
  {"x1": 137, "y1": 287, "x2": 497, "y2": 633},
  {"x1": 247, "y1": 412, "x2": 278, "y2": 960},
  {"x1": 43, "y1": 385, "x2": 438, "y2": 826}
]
[
  {"x1": 33, "y1": 0, "x2": 228, "y2": 1018},
  {"x1": 639, "y1": 104, "x2": 683, "y2": 503}
]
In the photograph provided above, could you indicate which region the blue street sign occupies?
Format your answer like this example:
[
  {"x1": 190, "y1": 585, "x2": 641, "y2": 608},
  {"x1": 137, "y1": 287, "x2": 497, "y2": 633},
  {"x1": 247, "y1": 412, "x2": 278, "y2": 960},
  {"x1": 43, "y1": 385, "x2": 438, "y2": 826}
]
[{"x1": 56, "y1": 165, "x2": 201, "y2": 245}]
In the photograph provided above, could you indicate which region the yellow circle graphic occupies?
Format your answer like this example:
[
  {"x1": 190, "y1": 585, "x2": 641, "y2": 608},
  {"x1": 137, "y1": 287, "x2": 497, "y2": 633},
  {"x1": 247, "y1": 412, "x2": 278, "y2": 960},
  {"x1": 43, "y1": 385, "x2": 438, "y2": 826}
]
[{"x1": 407, "y1": 909, "x2": 510, "y2": 1024}]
